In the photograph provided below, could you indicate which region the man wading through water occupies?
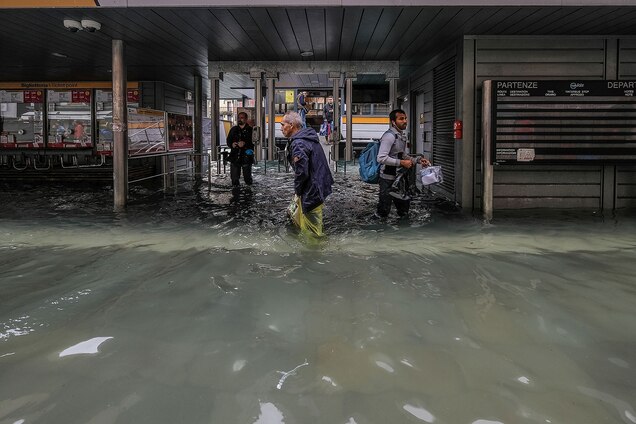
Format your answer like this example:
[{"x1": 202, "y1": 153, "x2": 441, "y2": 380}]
[
  {"x1": 282, "y1": 111, "x2": 333, "y2": 236},
  {"x1": 376, "y1": 109, "x2": 430, "y2": 219},
  {"x1": 227, "y1": 111, "x2": 255, "y2": 187}
]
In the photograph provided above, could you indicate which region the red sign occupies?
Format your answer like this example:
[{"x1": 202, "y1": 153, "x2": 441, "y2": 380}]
[
  {"x1": 23, "y1": 90, "x2": 43, "y2": 103},
  {"x1": 168, "y1": 138, "x2": 193, "y2": 150},
  {"x1": 72, "y1": 90, "x2": 91, "y2": 103},
  {"x1": 127, "y1": 89, "x2": 139, "y2": 102}
]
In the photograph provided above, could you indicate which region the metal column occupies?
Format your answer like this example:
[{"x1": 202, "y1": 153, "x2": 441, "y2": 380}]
[
  {"x1": 481, "y1": 80, "x2": 493, "y2": 222},
  {"x1": 194, "y1": 75, "x2": 203, "y2": 178},
  {"x1": 388, "y1": 78, "x2": 398, "y2": 112},
  {"x1": 252, "y1": 75, "x2": 263, "y2": 162},
  {"x1": 330, "y1": 74, "x2": 341, "y2": 161},
  {"x1": 266, "y1": 77, "x2": 276, "y2": 161},
  {"x1": 345, "y1": 76, "x2": 353, "y2": 161},
  {"x1": 112, "y1": 39, "x2": 128, "y2": 210},
  {"x1": 210, "y1": 75, "x2": 220, "y2": 161}
]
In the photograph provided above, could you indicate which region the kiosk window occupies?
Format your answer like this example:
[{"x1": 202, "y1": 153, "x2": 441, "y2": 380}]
[
  {"x1": 47, "y1": 90, "x2": 92, "y2": 147},
  {"x1": 0, "y1": 90, "x2": 44, "y2": 145},
  {"x1": 95, "y1": 89, "x2": 140, "y2": 145}
]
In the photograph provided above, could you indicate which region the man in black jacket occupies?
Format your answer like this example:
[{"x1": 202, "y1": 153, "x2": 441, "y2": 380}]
[{"x1": 227, "y1": 111, "x2": 254, "y2": 186}]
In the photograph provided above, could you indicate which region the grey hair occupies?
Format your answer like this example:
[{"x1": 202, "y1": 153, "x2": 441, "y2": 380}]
[{"x1": 282, "y1": 111, "x2": 303, "y2": 128}]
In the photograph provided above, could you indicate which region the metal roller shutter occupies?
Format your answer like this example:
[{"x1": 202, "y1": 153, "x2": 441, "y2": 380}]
[{"x1": 433, "y1": 58, "x2": 456, "y2": 197}]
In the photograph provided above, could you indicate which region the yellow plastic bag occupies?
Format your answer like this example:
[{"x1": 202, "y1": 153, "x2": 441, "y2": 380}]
[{"x1": 287, "y1": 194, "x2": 324, "y2": 237}]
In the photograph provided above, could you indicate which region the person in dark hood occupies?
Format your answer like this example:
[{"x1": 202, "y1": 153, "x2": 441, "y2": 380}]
[
  {"x1": 282, "y1": 111, "x2": 334, "y2": 235},
  {"x1": 227, "y1": 111, "x2": 255, "y2": 186}
]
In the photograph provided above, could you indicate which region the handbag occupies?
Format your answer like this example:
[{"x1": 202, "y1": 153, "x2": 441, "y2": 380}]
[{"x1": 420, "y1": 165, "x2": 443, "y2": 186}]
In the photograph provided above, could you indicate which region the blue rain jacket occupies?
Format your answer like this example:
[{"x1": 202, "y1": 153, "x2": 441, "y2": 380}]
[{"x1": 289, "y1": 127, "x2": 334, "y2": 213}]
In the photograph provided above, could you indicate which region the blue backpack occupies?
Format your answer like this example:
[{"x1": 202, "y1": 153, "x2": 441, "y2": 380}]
[
  {"x1": 358, "y1": 140, "x2": 381, "y2": 183},
  {"x1": 359, "y1": 132, "x2": 395, "y2": 183}
]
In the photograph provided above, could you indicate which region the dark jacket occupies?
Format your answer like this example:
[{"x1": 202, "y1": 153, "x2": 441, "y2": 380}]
[
  {"x1": 227, "y1": 124, "x2": 254, "y2": 165},
  {"x1": 323, "y1": 103, "x2": 333, "y2": 122},
  {"x1": 297, "y1": 93, "x2": 308, "y2": 113},
  {"x1": 289, "y1": 127, "x2": 334, "y2": 213}
]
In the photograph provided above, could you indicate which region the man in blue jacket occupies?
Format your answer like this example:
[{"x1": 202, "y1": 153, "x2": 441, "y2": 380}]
[{"x1": 281, "y1": 111, "x2": 333, "y2": 235}]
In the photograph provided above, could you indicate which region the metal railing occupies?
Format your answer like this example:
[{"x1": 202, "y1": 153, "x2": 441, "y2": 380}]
[{"x1": 128, "y1": 151, "x2": 211, "y2": 190}]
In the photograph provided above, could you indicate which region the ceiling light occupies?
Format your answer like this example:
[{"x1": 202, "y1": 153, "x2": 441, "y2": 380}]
[
  {"x1": 300, "y1": 51, "x2": 313, "y2": 57},
  {"x1": 51, "y1": 52, "x2": 68, "y2": 58}
]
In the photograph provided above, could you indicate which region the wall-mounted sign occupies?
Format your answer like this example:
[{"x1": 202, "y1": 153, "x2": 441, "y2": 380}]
[
  {"x1": 72, "y1": 90, "x2": 91, "y2": 103},
  {"x1": 127, "y1": 89, "x2": 140, "y2": 102},
  {"x1": 490, "y1": 80, "x2": 636, "y2": 164},
  {"x1": 23, "y1": 90, "x2": 43, "y2": 103},
  {"x1": 0, "y1": 82, "x2": 139, "y2": 89}
]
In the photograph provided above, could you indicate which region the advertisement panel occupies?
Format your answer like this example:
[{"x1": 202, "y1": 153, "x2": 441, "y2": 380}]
[
  {"x1": 167, "y1": 113, "x2": 193, "y2": 151},
  {"x1": 97, "y1": 108, "x2": 166, "y2": 156}
]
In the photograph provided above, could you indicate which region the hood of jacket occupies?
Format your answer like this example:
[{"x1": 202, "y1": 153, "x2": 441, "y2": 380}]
[{"x1": 292, "y1": 127, "x2": 320, "y2": 144}]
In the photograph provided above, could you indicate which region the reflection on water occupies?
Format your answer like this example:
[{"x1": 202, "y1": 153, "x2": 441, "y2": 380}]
[{"x1": 1, "y1": 166, "x2": 635, "y2": 424}]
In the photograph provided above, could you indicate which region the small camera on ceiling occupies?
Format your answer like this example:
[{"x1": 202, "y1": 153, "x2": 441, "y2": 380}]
[
  {"x1": 81, "y1": 19, "x2": 101, "y2": 32},
  {"x1": 63, "y1": 19, "x2": 82, "y2": 32}
]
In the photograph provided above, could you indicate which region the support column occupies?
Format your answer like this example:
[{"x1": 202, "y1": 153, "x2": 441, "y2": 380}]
[
  {"x1": 330, "y1": 72, "x2": 341, "y2": 161},
  {"x1": 481, "y1": 80, "x2": 493, "y2": 222},
  {"x1": 194, "y1": 75, "x2": 203, "y2": 178},
  {"x1": 209, "y1": 74, "x2": 221, "y2": 161},
  {"x1": 112, "y1": 39, "x2": 128, "y2": 210},
  {"x1": 252, "y1": 73, "x2": 264, "y2": 162},
  {"x1": 345, "y1": 75, "x2": 355, "y2": 161},
  {"x1": 266, "y1": 76, "x2": 276, "y2": 161},
  {"x1": 388, "y1": 78, "x2": 398, "y2": 112}
]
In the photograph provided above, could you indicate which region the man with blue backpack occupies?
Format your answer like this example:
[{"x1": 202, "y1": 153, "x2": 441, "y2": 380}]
[{"x1": 374, "y1": 109, "x2": 430, "y2": 218}]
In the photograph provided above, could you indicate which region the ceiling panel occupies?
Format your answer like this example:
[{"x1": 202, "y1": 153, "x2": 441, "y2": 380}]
[
  {"x1": 306, "y1": 9, "x2": 327, "y2": 61},
  {"x1": 267, "y1": 9, "x2": 301, "y2": 58},
  {"x1": 1, "y1": 5, "x2": 636, "y2": 95},
  {"x1": 338, "y1": 8, "x2": 364, "y2": 60},
  {"x1": 351, "y1": 8, "x2": 383, "y2": 61},
  {"x1": 375, "y1": 8, "x2": 424, "y2": 60},
  {"x1": 363, "y1": 8, "x2": 402, "y2": 60},
  {"x1": 324, "y1": 8, "x2": 344, "y2": 59},
  {"x1": 287, "y1": 9, "x2": 313, "y2": 56},
  {"x1": 247, "y1": 8, "x2": 288, "y2": 61}
]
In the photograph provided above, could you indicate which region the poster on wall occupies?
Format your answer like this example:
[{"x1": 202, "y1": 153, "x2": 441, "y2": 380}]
[{"x1": 167, "y1": 113, "x2": 193, "y2": 151}]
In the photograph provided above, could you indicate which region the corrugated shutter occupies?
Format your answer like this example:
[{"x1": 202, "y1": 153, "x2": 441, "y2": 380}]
[{"x1": 433, "y1": 58, "x2": 456, "y2": 196}]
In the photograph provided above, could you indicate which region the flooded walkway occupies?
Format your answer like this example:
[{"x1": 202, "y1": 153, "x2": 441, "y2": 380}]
[{"x1": 1, "y1": 165, "x2": 635, "y2": 424}]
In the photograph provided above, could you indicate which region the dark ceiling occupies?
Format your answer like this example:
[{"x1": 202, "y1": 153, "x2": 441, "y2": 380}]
[{"x1": 1, "y1": 6, "x2": 636, "y2": 94}]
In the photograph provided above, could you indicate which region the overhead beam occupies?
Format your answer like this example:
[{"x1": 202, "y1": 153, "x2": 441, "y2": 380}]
[{"x1": 209, "y1": 61, "x2": 399, "y2": 79}]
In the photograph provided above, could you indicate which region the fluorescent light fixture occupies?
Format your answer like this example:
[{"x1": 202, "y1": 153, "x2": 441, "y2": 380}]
[{"x1": 300, "y1": 51, "x2": 314, "y2": 57}]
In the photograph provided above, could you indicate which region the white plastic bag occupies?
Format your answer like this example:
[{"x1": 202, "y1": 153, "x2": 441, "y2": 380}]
[{"x1": 420, "y1": 166, "x2": 443, "y2": 186}]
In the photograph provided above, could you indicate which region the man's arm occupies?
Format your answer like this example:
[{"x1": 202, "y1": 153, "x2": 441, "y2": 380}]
[
  {"x1": 376, "y1": 132, "x2": 400, "y2": 167},
  {"x1": 227, "y1": 127, "x2": 239, "y2": 147},
  {"x1": 291, "y1": 141, "x2": 310, "y2": 195},
  {"x1": 244, "y1": 126, "x2": 254, "y2": 150}
]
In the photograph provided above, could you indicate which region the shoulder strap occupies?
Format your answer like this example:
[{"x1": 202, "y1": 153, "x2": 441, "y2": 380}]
[{"x1": 382, "y1": 129, "x2": 397, "y2": 142}]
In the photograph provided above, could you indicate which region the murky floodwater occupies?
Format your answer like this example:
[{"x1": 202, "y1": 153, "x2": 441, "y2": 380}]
[{"x1": 1, "y1": 164, "x2": 635, "y2": 424}]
